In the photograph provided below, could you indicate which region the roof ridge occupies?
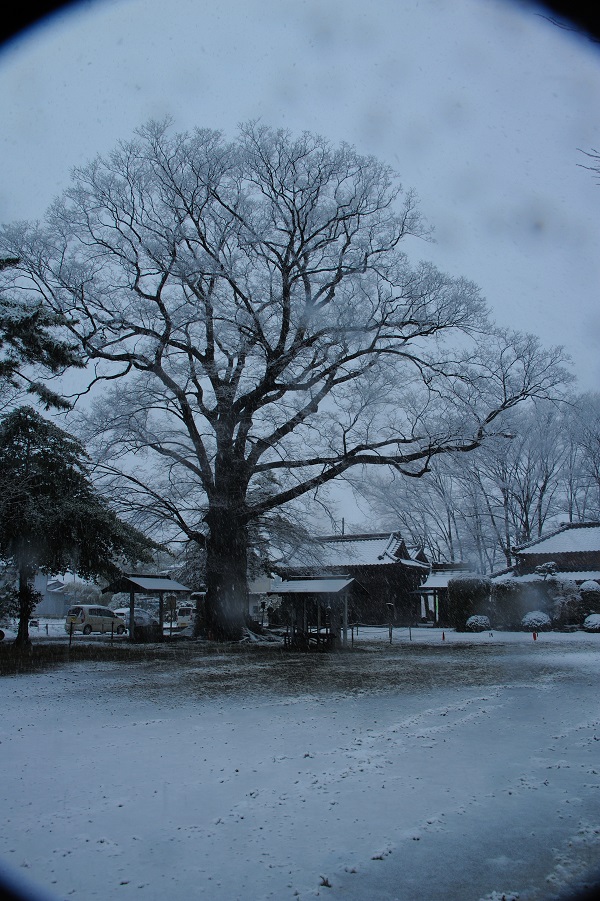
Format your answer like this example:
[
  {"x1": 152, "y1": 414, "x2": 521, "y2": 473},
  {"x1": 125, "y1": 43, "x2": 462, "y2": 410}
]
[{"x1": 514, "y1": 521, "x2": 600, "y2": 552}]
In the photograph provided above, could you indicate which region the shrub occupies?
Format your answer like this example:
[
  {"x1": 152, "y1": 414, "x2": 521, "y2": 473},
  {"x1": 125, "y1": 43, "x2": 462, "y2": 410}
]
[
  {"x1": 493, "y1": 575, "x2": 584, "y2": 629},
  {"x1": 547, "y1": 578, "x2": 584, "y2": 627},
  {"x1": 521, "y1": 610, "x2": 551, "y2": 631},
  {"x1": 0, "y1": 584, "x2": 19, "y2": 623},
  {"x1": 580, "y1": 580, "x2": 600, "y2": 614},
  {"x1": 491, "y1": 578, "x2": 530, "y2": 630},
  {"x1": 465, "y1": 615, "x2": 491, "y2": 632},
  {"x1": 448, "y1": 575, "x2": 491, "y2": 631},
  {"x1": 583, "y1": 613, "x2": 600, "y2": 632}
]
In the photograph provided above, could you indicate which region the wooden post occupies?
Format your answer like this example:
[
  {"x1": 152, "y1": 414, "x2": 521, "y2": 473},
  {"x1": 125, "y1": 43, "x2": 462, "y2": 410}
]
[
  {"x1": 158, "y1": 592, "x2": 164, "y2": 634},
  {"x1": 342, "y1": 594, "x2": 348, "y2": 649},
  {"x1": 169, "y1": 595, "x2": 175, "y2": 638},
  {"x1": 129, "y1": 589, "x2": 135, "y2": 642}
]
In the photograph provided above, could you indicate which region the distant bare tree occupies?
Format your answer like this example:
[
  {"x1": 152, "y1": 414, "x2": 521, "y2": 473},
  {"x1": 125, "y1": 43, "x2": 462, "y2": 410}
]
[
  {"x1": 567, "y1": 393, "x2": 600, "y2": 518},
  {"x1": 361, "y1": 402, "x2": 572, "y2": 571},
  {"x1": 355, "y1": 462, "x2": 466, "y2": 564}
]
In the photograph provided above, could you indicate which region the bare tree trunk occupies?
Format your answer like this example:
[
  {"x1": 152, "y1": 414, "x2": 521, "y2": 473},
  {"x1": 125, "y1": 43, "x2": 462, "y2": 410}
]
[
  {"x1": 446, "y1": 509, "x2": 455, "y2": 562},
  {"x1": 204, "y1": 504, "x2": 248, "y2": 641},
  {"x1": 15, "y1": 562, "x2": 34, "y2": 647},
  {"x1": 502, "y1": 488, "x2": 513, "y2": 568}
]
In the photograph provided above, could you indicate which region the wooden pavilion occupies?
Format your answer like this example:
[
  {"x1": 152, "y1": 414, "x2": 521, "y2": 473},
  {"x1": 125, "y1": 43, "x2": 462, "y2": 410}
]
[{"x1": 102, "y1": 573, "x2": 190, "y2": 640}]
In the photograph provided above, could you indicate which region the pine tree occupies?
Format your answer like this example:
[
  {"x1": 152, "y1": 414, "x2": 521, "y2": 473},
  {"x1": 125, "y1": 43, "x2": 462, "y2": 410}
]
[
  {"x1": 0, "y1": 406, "x2": 156, "y2": 644},
  {"x1": 0, "y1": 257, "x2": 83, "y2": 410}
]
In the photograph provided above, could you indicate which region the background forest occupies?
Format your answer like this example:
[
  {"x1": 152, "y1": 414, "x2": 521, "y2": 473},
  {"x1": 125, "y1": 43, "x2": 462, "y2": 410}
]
[{"x1": 355, "y1": 394, "x2": 600, "y2": 572}]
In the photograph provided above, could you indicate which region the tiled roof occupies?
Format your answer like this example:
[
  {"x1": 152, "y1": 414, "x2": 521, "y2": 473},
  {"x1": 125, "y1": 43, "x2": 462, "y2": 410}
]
[
  {"x1": 126, "y1": 576, "x2": 190, "y2": 592},
  {"x1": 102, "y1": 574, "x2": 190, "y2": 593},
  {"x1": 515, "y1": 523, "x2": 600, "y2": 556},
  {"x1": 493, "y1": 570, "x2": 600, "y2": 584},
  {"x1": 268, "y1": 579, "x2": 354, "y2": 594},
  {"x1": 284, "y1": 533, "x2": 426, "y2": 569}
]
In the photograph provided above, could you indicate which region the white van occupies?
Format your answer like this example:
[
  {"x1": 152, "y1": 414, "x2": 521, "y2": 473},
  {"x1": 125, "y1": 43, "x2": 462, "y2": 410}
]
[
  {"x1": 176, "y1": 605, "x2": 195, "y2": 629},
  {"x1": 64, "y1": 605, "x2": 127, "y2": 636}
]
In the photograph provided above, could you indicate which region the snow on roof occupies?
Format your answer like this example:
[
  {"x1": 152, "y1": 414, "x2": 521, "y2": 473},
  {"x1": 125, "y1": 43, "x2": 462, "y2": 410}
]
[
  {"x1": 126, "y1": 576, "x2": 190, "y2": 592},
  {"x1": 102, "y1": 574, "x2": 190, "y2": 593},
  {"x1": 268, "y1": 579, "x2": 354, "y2": 594},
  {"x1": 420, "y1": 570, "x2": 472, "y2": 589},
  {"x1": 515, "y1": 523, "x2": 600, "y2": 556},
  {"x1": 493, "y1": 570, "x2": 600, "y2": 584},
  {"x1": 399, "y1": 558, "x2": 431, "y2": 569},
  {"x1": 285, "y1": 533, "x2": 426, "y2": 569}
]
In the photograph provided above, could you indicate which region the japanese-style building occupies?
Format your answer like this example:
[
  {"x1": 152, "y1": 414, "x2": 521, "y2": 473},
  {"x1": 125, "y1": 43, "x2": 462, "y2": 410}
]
[
  {"x1": 511, "y1": 521, "x2": 600, "y2": 584},
  {"x1": 274, "y1": 531, "x2": 428, "y2": 628}
]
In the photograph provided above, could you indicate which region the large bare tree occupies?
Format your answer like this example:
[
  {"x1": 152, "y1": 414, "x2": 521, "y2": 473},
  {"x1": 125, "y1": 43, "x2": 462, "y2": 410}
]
[{"x1": 0, "y1": 121, "x2": 569, "y2": 637}]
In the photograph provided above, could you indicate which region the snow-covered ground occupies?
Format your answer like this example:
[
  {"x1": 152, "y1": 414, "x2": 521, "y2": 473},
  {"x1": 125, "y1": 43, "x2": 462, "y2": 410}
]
[{"x1": 1, "y1": 629, "x2": 600, "y2": 901}]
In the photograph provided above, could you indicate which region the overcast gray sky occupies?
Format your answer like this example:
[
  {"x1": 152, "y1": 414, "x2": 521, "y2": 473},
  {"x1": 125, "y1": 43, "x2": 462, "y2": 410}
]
[{"x1": 1, "y1": 0, "x2": 599, "y2": 391}]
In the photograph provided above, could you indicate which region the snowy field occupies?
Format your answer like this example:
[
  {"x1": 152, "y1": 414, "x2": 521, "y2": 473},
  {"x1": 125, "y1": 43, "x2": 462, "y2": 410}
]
[{"x1": 1, "y1": 628, "x2": 600, "y2": 901}]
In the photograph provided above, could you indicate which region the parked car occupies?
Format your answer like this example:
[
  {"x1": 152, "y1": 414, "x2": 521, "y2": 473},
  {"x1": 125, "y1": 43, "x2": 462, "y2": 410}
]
[
  {"x1": 64, "y1": 605, "x2": 126, "y2": 636},
  {"x1": 176, "y1": 605, "x2": 196, "y2": 630},
  {"x1": 113, "y1": 608, "x2": 162, "y2": 641}
]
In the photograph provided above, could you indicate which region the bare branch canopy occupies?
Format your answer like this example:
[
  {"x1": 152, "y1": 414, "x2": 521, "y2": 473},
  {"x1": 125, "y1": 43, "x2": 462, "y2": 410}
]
[{"x1": 0, "y1": 121, "x2": 570, "y2": 637}]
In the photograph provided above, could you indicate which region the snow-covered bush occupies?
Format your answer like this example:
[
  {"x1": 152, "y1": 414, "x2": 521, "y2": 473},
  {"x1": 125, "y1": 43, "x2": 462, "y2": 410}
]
[
  {"x1": 580, "y1": 580, "x2": 600, "y2": 614},
  {"x1": 521, "y1": 610, "x2": 551, "y2": 632},
  {"x1": 535, "y1": 562, "x2": 557, "y2": 578},
  {"x1": 465, "y1": 615, "x2": 491, "y2": 632},
  {"x1": 448, "y1": 575, "x2": 491, "y2": 631},
  {"x1": 494, "y1": 574, "x2": 584, "y2": 629},
  {"x1": 547, "y1": 577, "x2": 584, "y2": 627},
  {"x1": 583, "y1": 613, "x2": 600, "y2": 633}
]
